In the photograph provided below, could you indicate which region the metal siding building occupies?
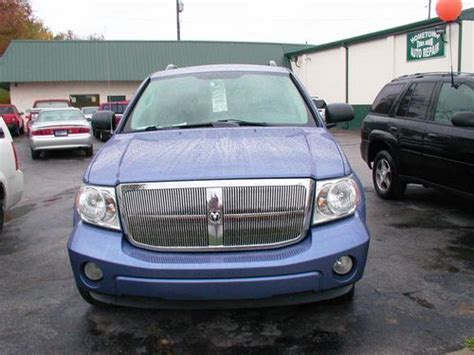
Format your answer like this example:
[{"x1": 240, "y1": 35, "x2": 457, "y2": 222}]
[
  {"x1": 287, "y1": 8, "x2": 474, "y2": 128},
  {"x1": 0, "y1": 40, "x2": 312, "y2": 112}
]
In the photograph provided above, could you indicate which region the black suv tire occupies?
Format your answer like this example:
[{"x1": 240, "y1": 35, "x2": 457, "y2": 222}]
[{"x1": 373, "y1": 150, "x2": 406, "y2": 199}]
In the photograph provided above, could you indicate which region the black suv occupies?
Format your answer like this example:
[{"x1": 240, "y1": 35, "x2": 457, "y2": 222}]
[{"x1": 361, "y1": 72, "x2": 474, "y2": 200}]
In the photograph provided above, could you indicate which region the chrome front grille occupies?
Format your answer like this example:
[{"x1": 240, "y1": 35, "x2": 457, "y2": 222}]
[{"x1": 117, "y1": 179, "x2": 314, "y2": 251}]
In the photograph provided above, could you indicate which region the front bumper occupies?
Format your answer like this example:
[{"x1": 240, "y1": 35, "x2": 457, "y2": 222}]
[
  {"x1": 68, "y1": 207, "x2": 370, "y2": 306},
  {"x1": 30, "y1": 134, "x2": 93, "y2": 151}
]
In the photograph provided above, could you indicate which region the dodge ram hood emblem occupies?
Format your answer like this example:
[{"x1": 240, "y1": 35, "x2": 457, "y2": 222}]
[{"x1": 208, "y1": 210, "x2": 222, "y2": 223}]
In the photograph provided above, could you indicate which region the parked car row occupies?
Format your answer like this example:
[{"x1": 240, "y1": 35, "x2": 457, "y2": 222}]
[
  {"x1": 2, "y1": 99, "x2": 128, "y2": 139},
  {"x1": 0, "y1": 117, "x2": 23, "y2": 235}
]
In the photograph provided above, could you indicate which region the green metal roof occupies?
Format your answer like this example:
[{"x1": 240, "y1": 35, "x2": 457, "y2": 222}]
[
  {"x1": 286, "y1": 7, "x2": 474, "y2": 57},
  {"x1": 0, "y1": 40, "x2": 313, "y2": 83}
]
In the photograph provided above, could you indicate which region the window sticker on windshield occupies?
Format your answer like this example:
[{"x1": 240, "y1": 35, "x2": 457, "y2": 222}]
[{"x1": 210, "y1": 80, "x2": 228, "y2": 112}]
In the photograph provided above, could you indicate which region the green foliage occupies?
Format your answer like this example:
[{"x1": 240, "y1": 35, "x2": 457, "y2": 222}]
[
  {"x1": 0, "y1": 88, "x2": 11, "y2": 104},
  {"x1": 0, "y1": 0, "x2": 53, "y2": 55},
  {"x1": 465, "y1": 337, "x2": 474, "y2": 351}
]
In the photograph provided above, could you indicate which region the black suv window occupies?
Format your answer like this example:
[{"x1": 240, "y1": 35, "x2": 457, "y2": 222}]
[
  {"x1": 371, "y1": 83, "x2": 404, "y2": 115},
  {"x1": 434, "y1": 83, "x2": 474, "y2": 124},
  {"x1": 396, "y1": 82, "x2": 436, "y2": 119}
]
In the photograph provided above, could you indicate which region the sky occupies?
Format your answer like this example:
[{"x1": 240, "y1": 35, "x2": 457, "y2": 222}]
[{"x1": 31, "y1": 0, "x2": 474, "y2": 45}]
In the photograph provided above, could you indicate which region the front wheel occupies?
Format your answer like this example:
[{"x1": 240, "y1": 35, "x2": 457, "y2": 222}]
[
  {"x1": 0, "y1": 205, "x2": 4, "y2": 236},
  {"x1": 84, "y1": 146, "x2": 93, "y2": 157},
  {"x1": 31, "y1": 148, "x2": 41, "y2": 160},
  {"x1": 373, "y1": 150, "x2": 406, "y2": 199}
]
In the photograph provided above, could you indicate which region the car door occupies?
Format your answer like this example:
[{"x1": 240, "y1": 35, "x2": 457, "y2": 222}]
[
  {"x1": 422, "y1": 80, "x2": 474, "y2": 195},
  {"x1": 393, "y1": 81, "x2": 437, "y2": 178}
]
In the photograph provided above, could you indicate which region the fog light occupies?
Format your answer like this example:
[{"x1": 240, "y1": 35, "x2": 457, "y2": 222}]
[
  {"x1": 333, "y1": 256, "x2": 353, "y2": 275},
  {"x1": 83, "y1": 262, "x2": 103, "y2": 281}
]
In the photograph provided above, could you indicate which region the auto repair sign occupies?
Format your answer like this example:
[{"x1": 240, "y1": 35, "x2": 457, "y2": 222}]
[{"x1": 407, "y1": 29, "x2": 445, "y2": 61}]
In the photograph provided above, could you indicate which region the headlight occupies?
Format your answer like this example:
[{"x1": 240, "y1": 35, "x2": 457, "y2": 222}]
[
  {"x1": 75, "y1": 185, "x2": 121, "y2": 230},
  {"x1": 313, "y1": 177, "x2": 360, "y2": 225}
]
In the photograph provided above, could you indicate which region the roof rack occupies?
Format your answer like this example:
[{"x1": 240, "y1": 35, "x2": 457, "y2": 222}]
[
  {"x1": 165, "y1": 64, "x2": 178, "y2": 70},
  {"x1": 392, "y1": 72, "x2": 474, "y2": 81},
  {"x1": 268, "y1": 60, "x2": 277, "y2": 67}
]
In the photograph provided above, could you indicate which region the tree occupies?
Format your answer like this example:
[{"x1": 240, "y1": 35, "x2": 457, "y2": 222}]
[
  {"x1": 53, "y1": 30, "x2": 80, "y2": 40},
  {"x1": 53, "y1": 30, "x2": 104, "y2": 41},
  {"x1": 0, "y1": 0, "x2": 52, "y2": 55}
]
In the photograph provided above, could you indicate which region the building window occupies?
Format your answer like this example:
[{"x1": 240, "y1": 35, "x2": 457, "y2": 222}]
[
  {"x1": 107, "y1": 95, "x2": 126, "y2": 102},
  {"x1": 70, "y1": 94, "x2": 100, "y2": 108}
]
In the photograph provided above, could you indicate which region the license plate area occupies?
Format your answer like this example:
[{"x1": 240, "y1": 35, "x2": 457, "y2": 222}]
[{"x1": 54, "y1": 130, "x2": 68, "y2": 137}]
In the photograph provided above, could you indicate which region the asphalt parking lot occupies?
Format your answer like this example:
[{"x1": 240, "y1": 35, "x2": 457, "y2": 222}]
[{"x1": 1, "y1": 130, "x2": 473, "y2": 354}]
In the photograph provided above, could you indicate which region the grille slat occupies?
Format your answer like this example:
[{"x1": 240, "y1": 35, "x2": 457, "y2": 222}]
[{"x1": 118, "y1": 180, "x2": 312, "y2": 251}]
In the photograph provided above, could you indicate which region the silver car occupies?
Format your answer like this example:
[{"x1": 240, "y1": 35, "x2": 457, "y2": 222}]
[
  {"x1": 29, "y1": 108, "x2": 93, "y2": 160},
  {"x1": 81, "y1": 106, "x2": 99, "y2": 121}
]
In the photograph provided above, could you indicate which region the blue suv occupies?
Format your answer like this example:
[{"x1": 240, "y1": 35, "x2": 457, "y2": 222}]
[{"x1": 68, "y1": 64, "x2": 370, "y2": 308}]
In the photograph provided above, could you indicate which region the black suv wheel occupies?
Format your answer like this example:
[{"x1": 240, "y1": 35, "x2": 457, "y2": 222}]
[{"x1": 373, "y1": 150, "x2": 406, "y2": 199}]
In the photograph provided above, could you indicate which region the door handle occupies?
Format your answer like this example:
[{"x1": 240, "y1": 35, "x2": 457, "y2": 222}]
[
  {"x1": 389, "y1": 126, "x2": 398, "y2": 134},
  {"x1": 427, "y1": 133, "x2": 438, "y2": 139}
]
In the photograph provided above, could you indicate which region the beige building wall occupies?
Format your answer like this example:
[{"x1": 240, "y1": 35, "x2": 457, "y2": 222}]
[
  {"x1": 348, "y1": 37, "x2": 396, "y2": 105},
  {"x1": 10, "y1": 81, "x2": 140, "y2": 113},
  {"x1": 292, "y1": 22, "x2": 466, "y2": 106},
  {"x1": 290, "y1": 47, "x2": 346, "y2": 103},
  {"x1": 461, "y1": 20, "x2": 474, "y2": 72}
]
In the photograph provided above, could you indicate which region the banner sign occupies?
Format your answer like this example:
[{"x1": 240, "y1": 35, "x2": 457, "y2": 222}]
[{"x1": 407, "y1": 29, "x2": 445, "y2": 61}]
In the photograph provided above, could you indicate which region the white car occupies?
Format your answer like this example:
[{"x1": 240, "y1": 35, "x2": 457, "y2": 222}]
[{"x1": 0, "y1": 118, "x2": 24, "y2": 234}]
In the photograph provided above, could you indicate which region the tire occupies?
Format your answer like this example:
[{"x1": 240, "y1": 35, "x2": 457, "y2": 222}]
[
  {"x1": 14, "y1": 126, "x2": 20, "y2": 137},
  {"x1": 0, "y1": 205, "x2": 4, "y2": 236},
  {"x1": 31, "y1": 148, "x2": 41, "y2": 160},
  {"x1": 19, "y1": 126, "x2": 24, "y2": 135},
  {"x1": 99, "y1": 131, "x2": 108, "y2": 142},
  {"x1": 77, "y1": 287, "x2": 110, "y2": 308},
  {"x1": 84, "y1": 146, "x2": 93, "y2": 157},
  {"x1": 373, "y1": 150, "x2": 406, "y2": 200}
]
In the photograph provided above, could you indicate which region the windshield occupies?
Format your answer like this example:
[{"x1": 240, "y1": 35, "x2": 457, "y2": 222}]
[
  {"x1": 102, "y1": 103, "x2": 127, "y2": 114},
  {"x1": 36, "y1": 110, "x2": 85, "y2": 122},
  {"x1": 82, "y1": 108, "x2": 98, "y2": 115},
  {"x1": 35, "y1": 101, "x2": 70, "y2": 108},
  {"x1": 123, "y1": 71, "x2": 314, "y2": 132},
  {"x1": 0, "y1": 107, "x2": 14, "y2": 114}
]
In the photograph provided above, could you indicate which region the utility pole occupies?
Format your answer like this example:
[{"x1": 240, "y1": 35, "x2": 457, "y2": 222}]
[
  {"x1": 176, "y1": 0, "x2": 184, "y2": 40},
  {"x1": 428, "y1": 0, "x2": 432, "y2": 19}
]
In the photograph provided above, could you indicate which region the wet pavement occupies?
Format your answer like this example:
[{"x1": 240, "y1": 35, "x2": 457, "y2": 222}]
[{"x1": 1, "y1": 131, "x2": 473, "y2": 354}]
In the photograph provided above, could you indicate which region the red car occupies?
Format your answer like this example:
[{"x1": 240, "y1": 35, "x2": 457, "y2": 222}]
[
  {"x1": 0, "y1": 104, "x2": 25, "y2": 136},
  {"x1": 25, "y1": 99, "x2": 72, "y2": 133}
]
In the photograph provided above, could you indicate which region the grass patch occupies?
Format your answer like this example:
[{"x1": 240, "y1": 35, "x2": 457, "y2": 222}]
[
  {"x1": 465, "y1": 337, "x2": 474, "y2": 351},
  {"x1": 0, "y1": 88, "x2": 10, "y2": 104}
]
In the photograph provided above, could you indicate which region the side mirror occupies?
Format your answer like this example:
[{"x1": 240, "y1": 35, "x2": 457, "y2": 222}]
[
  {"x1": 312, "y1": 98, "x2": 327, "y2": 109},
  {"x1": 452, "y1": 112, "x2": 474, "y2": 128},
  {"x1": 19, "y1": 112, "x2": 24, "y2": 116},
  {"x1": 325, "y1": 103, "x2": 354, "y2": 124}
]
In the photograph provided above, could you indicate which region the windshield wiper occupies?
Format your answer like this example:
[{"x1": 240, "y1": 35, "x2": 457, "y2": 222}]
[
  {"x1": 140, "y1": 122, "x2": 214, "y2": 131},
  {"x1": 139, "y1": 120, "x2": 267, "y2": 132},
  {"x1": 215, "y1": 119, "x2": 268, "y2": 126}
]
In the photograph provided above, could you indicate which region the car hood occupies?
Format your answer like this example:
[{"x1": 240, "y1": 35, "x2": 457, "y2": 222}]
[{"x1": 86, "y1": 127, "x2": 351, "y2": 185}]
